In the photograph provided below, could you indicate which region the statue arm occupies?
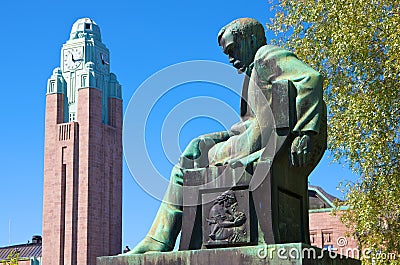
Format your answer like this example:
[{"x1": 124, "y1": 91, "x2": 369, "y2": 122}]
[
  {"x1": 207, "y1": 118, "x2": 262, "y2": 166},
  {"x1": 202, "y1": 131, "x2": 234, "y2": 143},
  {"x1": 254, "y1": 45, "x2": 324, "y2": 166},
  {"x1": 180, "y1": 117, "x2": 261, "y2": 168},
  {"x1": 180, "y1": 130, "x2": 233, "y2": 168},
  {"x1": 217, "y1": 212, "x2": 246, "y2": 228},
  {"x1": 254, "y1": 45, "x2": 323, "y2": 134},
  {"x1": 283, "y1": 56, "x2": 324, "y2": 167}
]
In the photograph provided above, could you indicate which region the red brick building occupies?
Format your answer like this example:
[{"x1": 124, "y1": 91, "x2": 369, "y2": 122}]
[
  {"x1": 308, "y1": 186, "x2": 358, "y2": 257},
  {"x1": 42, "y1": 18, "x2": 122, "y2": 265}
]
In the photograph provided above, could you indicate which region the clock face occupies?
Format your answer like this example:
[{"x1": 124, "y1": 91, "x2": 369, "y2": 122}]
[
  {"x1": 97, "y1": 51, "x2": 109, "y2": 72},
  {"x1": 63, "y1": 47, "x2": 83, "y2": 71}
]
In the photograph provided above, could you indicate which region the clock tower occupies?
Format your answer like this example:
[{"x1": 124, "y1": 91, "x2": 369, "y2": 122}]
[{"x1": 42, "y1": 18, "x2": 122, "y2": 265}]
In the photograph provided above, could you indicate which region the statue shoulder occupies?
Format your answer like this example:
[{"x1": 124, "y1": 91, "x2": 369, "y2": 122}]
[{"x1": 254, "y1": 45, "x2": 296, "y2": 63}]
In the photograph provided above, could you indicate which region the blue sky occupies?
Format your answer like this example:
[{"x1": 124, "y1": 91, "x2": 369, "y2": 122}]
[{"x1": 0, "y1": 0, "x2": 357, "y2": 249}]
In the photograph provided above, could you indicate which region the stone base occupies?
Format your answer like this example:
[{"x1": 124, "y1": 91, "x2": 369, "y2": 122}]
[{"x1": 97, "y1": 244, "x2": 360, "y2": 265}]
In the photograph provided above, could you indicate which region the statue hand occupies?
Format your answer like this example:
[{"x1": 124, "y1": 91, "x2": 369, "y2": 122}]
[
  {"x1": 290, "y1": 134, "x2": 312, "y2": 167},
  {"x1": 180, "y1": 136, "x2": 216, "y2": 168}
]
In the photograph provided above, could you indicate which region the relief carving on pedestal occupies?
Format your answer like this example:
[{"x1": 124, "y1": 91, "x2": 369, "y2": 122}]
[{"x1": 206, "y1": 190, "x2": 247, "y2": 243}]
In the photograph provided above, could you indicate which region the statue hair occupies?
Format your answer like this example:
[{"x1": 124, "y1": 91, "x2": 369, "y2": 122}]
[{"x1": 217, "y1": 18, "x2": 266, "y2": 45}]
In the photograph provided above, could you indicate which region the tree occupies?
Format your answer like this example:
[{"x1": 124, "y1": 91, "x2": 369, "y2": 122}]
[
  {"x1": 266, "y1": 1, "x2": 399, "y2": 264},
  {"x1": 1, "y1": 250, "x2": 19, "y2": 265}
]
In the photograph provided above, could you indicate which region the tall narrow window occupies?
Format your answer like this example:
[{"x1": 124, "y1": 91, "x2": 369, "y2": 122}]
[
  {"x1": 81, "y1": 75, "x2": 87, "y2": 87},
  {"x1": 50, "y1": 81, "x2": 55, "y2": 93},
  {"x1": 60, "y1": 147, "x2": 67, "y2": 264}
]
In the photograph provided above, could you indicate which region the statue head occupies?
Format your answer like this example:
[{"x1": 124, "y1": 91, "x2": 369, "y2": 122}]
[
  {"x1": 218, "y1": 18, "x2": 266, "y2": 73},
  {"x1": 215, "y1": 190, "x2": 237, "y2": 207}
]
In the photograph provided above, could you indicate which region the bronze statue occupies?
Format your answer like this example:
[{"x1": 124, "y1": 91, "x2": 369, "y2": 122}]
[{"x1": 128, "y1": 18, "x2": 326, "y2": 254}]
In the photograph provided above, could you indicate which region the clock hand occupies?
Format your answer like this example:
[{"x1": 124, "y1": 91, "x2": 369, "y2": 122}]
[
  {"x1": 72, "y1": 54, "x2": 84, "y2": 62},
  {"x1": 100, "y1": 53, "x2": 109, "y2": 65}
]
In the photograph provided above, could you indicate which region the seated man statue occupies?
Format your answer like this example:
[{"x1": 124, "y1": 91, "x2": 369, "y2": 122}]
[{"x1": 129, "y1": 17, "x2": 325, "y2": 254}]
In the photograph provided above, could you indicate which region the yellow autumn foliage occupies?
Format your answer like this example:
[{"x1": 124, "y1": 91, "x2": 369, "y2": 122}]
[{"x1": 267, "y1": 1, "x2": 399, "y2": 264}]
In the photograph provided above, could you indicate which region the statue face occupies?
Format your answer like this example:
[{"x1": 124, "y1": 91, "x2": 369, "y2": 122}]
[{"x1": 219, "y1": 29, "x2": 257, "y2": 73}]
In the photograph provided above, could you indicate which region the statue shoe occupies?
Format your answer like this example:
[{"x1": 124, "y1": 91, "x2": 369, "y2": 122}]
[{"x1": 124, "y1": 236, "x2": 172, "y2": 254}]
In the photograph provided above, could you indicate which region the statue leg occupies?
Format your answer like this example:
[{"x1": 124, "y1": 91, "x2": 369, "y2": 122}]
[{"x1": 127, "y1": 165, "x2": 183, "y2": 254}]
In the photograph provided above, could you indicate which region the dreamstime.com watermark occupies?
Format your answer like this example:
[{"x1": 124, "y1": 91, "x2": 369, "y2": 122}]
[{"x1": 256, "y1": 237, "x2": 399, "y2": 261}]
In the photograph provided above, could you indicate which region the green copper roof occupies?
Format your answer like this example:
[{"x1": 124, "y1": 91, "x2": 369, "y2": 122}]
[{"x1": 69, "y1": 18, "x2": 101, "y2": 41}]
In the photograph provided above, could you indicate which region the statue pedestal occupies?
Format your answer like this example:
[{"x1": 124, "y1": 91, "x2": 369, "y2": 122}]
[{"x1": 97, "y1": 244, "x2": 360, "y2": 265}]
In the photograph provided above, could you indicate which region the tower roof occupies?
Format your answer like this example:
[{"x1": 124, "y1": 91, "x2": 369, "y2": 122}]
[{"x1": 69, "y1": 18, "x2": 101, "y2": 41}]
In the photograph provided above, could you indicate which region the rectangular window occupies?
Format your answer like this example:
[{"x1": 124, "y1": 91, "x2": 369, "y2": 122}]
[
  {"x1": 85, "y1": 23, "x2": 91, "y2": 30},
  {"x1": 50, "y1": 81, "x2": 55, "y2": 93},
  {"x1": 310, "y1": 231, "x2": 317, "y2": 245},
  {"x1": 69, "y1": 113, "x2": 76, "y2": 122},
  {"x1": 322, "y1": 230, "x2": 333, "y2": 247},
  {"x1": 81, "y1": 75, "x2": 87, "y2": 87},
  {"x1": 323, "y1": 245, "x2": 335, "y2": 251}
]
